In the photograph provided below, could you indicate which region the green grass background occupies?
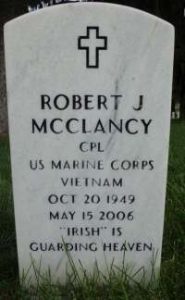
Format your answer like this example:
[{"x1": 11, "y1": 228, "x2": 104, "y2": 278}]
[{"x1": 0, "y1": 121, "x2": 185, "y2": 299}]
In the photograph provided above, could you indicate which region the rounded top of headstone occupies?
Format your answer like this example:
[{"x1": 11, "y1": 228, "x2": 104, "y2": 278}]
[{"x1": 4, "y1": 3, "x2": 174, "y2": 32}]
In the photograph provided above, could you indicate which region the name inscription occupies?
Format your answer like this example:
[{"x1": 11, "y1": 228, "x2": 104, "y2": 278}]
[{"x1": 31, "y1": 93, "x2": 152, "y2": 135}]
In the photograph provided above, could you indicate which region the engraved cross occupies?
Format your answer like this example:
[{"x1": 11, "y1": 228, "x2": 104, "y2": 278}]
[{"x1": 78, "y1": 27, "x2": 108, "y2": 68}]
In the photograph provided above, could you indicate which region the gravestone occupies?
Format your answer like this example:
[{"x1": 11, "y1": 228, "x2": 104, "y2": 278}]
[{"x1": 4, "y1": 3, "x2": 174, "y2": 284}]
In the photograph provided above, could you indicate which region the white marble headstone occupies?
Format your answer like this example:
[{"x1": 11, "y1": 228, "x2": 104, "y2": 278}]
[{"x1": 4, "y1": 3, "x2": 174, "y2": 284}]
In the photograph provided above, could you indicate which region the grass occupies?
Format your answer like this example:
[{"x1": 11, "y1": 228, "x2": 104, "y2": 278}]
[{"x1": 0, "y1": 121, "x2": 185, "y2": 299}]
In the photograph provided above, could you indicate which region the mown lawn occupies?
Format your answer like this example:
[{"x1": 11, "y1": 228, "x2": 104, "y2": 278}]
[{"x1": 0, "y1": 121, "x2": 185, "y2": 299}]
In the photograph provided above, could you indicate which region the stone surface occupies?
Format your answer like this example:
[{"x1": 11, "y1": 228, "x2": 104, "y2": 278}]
[{"x1": 4, "y1": 3, "x2": 174, "y2": 283}]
